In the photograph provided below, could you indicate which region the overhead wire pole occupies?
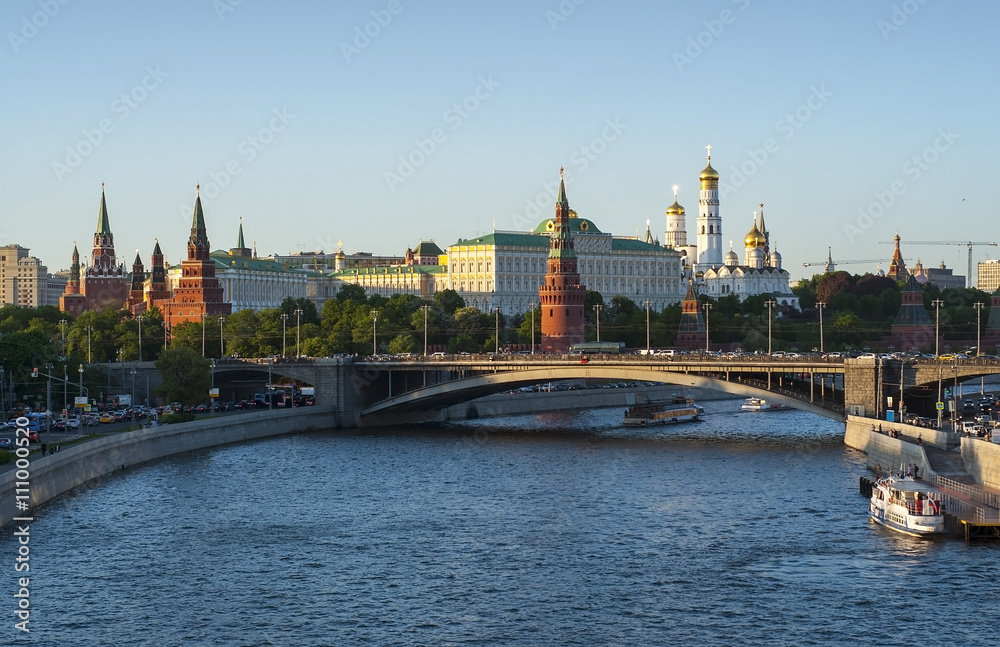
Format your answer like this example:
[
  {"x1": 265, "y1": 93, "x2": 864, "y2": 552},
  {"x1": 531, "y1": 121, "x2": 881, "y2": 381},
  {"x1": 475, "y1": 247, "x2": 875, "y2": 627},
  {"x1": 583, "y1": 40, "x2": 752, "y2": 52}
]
[
  {"x1": 703, "y1": 302, "x2": 712, "y2": 352},
  {"x1": 643, "y1": 300, "x2": 652, "y2": 353},
  {"x1": 594, "y1": 304, "x2": 602, "y2": 343},
  {"x1": 817, "y1": 301, "x2": 826, "y2": 354},
  {"x1": 766, "y1": 299, "x2": 776, "y2": 356},
  {"x1": 932, "y1": 299, "x2": 944, "y2": 358}
]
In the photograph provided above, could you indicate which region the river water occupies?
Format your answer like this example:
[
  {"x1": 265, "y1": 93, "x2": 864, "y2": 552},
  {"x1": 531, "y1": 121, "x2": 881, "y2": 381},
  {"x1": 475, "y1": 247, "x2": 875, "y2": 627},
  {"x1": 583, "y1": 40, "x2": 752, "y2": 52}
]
[{"x1": 5, "y1": 398, "x2": 1000, "y2": 646}]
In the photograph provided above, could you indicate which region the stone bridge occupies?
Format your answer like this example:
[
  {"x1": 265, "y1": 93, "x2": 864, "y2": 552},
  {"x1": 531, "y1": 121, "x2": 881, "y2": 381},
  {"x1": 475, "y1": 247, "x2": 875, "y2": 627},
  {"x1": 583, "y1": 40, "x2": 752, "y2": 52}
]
[{"x1": 103, "y1": 356, "x2": 1000, "y2": 428}]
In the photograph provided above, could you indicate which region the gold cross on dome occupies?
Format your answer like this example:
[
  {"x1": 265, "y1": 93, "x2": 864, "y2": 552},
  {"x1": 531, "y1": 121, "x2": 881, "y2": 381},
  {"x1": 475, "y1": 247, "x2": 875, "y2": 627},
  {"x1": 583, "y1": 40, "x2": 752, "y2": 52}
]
[{"x1": 705, "y1": 144, "x2": 712, "y2": 159}]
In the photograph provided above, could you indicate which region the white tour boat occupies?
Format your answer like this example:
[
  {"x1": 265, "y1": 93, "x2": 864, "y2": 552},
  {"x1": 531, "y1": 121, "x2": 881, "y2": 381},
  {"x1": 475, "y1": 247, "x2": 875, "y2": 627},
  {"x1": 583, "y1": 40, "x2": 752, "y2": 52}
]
[
  {"x1": 869, "y1": 475, "x2": 946, "y2": 536},
  {"x1": 740, "y1": 397, "x2": 791, "y2": 412}
]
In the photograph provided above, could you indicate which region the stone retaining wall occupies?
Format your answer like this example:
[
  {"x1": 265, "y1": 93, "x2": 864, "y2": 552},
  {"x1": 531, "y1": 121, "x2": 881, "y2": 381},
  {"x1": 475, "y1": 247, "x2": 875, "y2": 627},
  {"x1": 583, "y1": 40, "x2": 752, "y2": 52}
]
[{"x1": 0, "y1": 406, "x2": 335, "y2": 528}]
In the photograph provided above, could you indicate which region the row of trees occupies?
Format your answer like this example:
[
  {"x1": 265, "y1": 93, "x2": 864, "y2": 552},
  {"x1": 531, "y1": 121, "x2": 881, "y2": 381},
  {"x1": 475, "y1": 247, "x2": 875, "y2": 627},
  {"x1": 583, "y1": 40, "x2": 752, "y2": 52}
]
[{"x1": 0, "y1": 274, "x2": 995, "y2": 410}]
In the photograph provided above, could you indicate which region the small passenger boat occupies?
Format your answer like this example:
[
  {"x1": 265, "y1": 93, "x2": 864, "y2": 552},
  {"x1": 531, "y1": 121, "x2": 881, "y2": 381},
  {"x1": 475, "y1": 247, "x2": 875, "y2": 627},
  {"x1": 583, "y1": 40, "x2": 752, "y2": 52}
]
[
  {"x1": 740, "y1": 397, "x2": 791, "y2": 412},
  {"x1": 869, "y1": 475, "x2": 946, "y2": 536},
  {"x1": 623, "y1": 396, "x2": 704, "y2": 426}
]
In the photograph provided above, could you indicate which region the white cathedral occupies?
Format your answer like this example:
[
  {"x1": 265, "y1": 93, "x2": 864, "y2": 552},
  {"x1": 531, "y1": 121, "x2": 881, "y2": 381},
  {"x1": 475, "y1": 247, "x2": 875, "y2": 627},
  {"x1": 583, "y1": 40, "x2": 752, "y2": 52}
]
[{"x1": 663, "y1": 148, "x2": 799, "y2": 309}]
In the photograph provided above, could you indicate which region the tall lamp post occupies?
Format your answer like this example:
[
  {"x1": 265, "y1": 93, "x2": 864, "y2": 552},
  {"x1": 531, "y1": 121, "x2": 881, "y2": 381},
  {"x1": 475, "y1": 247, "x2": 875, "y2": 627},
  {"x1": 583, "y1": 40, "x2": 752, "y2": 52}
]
[
  {"x1": 371, "y1": 310, "x2": 379, "y2": 356},
  {"x1": 932, "y1": 298, "x2": 944, "y2": 358},
  {"x1": 530, "y1": 302, "x2": 537, "y2": 355},
  {"x1": 975, "y1": 301, "x2": 985, "y2": 394},
  {"x1": 594, "y1": 304, "x2": 602, "y2": 343},
  {"x1": 267, "y1": 360, "x2": 273, "y2": 411},
  {"x1": 129, "y1": 368, "x2": 136, "y2": 423},
  {"x1": 78, "y1": 364, "x2": 84, "y2": 397},
  {"x1": 63, "y1": 365, "x2": 68, "y2": 415},
  {"x1": 817, "y1": 301, "x2": 826, "y2": 354},
  {"x1": 137, "y1": 314, "x2": 143, "y2": 362},
  {"x1": 280, "y1": 313, "x2": 289, "y2": 358},
  {"x1": 766, "y1": 299, "x2": 777, "y2": 356},
  {"x1": 421, "y1": 305, "x2": 431, "y2": 355},
  {"x1": 293, "y1": 308, "x2": 303, "y2": 357},
  {"x1": 495, "y1": 307, "x2": 501, "y2": 354},
  {"x1": 703, "y1": 302, "x2": 712, "y2": 353},
  {"x1": 85, "y1": 325, "x2": 93, "y2": 363},
  {"x1": 59, "y1": 319, "x2": 68, "y2": 358},
  {"x1": 201, "y1": 312, "x2": 208, "y2": 356},
  {"x1": 219, "y1": 316, "x2": 226, "y2": 358},
  {"x1": 643, "y1": 300, "x2": 652, "y2": 354},
  {"x1": 0, "y1": 366, "x2": 5, "y2": 422}
]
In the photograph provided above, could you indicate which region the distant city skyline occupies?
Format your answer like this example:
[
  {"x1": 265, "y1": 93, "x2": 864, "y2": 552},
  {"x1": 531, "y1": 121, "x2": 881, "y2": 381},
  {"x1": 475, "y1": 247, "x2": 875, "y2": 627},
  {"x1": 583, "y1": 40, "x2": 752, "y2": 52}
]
[{"x1": 5, "y1": 0, "x2": 997, "y2": 284}]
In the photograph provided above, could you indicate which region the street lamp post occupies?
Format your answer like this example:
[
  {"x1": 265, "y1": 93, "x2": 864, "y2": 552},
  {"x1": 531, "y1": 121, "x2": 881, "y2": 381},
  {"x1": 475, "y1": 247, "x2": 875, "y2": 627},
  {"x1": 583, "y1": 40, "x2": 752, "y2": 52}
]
[
  {"x1": 495, "y1": 307, "x2": 501, "y2": 354},
  {"x1": 280, "y1": 313, "x2": 288, "y2": 358},
  {"x1": 371, "y1": 310, "x2": 379, "y2": 356},
  {"x1": 130, "y1": 368, "x2": 136, "y2": 421},
  {"x1": 267, "y1": 360, "x2": 273, "y2": 411},
  {"x1": 975, "y1": 301, "x2": 985, "y2": 394},
  {"x1": 530, "y1": 302, "x2": 537, "y2": 355},
  {"x1": 63, "y1": 365, "x2": 68, "y2": 415},
  {"x1": 0, "y1": 366, "x2": 5, "y2": 422},
  {"x1": 45, "y1": 362, "x2": 53, "y2": 430},
  {"x1": 703, "y1": 302, "x2": 712, "y2": 353},
  {"x1": 294, "y1": 308, "x2": 303, "y2": 357},
  {"x1": 817, "y1": 301, "x2": 826, "y2": 354},
  {"x1": 78, "y1": 364, "x2": 84, "y2": 397},
  {"x1": 201, "y1": 312, "x2": 208, "y2": 357},
  {"x1": 932, "y1": 299, "x2": 944, "y2": 358},
  {"x1": 137, "y1": 314, "x2": 143, "y2": 362},
  {"x1": 220, "y1": 316, "x2": 226, "y2": 358},
  {"x1": 85, "y1": 325, "x2": 93, "y2": 363},
  {"x1": 59, "y1": 319, "x2": 67, "y2": 358},
  {"x1": 766, "y1": 299, "x2": 777, "y2": 356},
  {"x1": 421, "y1": 305, "x2": 431, "y2": 355},
  {"x1": 594, "y1": 304, "x2": 602, "y2": 343},
  {"x1": 643, "y1": 300, "x2": 652, "y2": 353}
]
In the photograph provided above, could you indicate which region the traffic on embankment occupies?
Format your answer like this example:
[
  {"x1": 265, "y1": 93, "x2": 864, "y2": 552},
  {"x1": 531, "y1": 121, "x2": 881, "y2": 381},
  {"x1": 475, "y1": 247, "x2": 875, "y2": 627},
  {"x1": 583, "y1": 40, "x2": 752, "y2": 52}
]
[{"x1": 0, "y1": 405, "x2": 335, "y2": 529}]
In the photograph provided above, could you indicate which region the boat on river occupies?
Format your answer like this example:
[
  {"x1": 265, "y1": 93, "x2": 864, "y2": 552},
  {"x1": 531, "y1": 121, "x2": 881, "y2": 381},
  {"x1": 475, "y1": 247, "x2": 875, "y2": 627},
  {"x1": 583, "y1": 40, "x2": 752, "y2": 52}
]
[
  {"x1": 623, "y1": 396, "x2": 704, "y2": 426},
  {"x1": 741, "y1": 397, "x2": 791, "y2": 412},
  {"x1": 869, "y1": 475, "x2": 946, "y2": 536}
]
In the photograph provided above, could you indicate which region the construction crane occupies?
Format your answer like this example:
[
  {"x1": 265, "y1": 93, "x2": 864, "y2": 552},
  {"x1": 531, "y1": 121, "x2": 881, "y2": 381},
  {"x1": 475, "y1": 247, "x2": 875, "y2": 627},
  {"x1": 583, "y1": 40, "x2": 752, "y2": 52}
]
[
  {"x1": 878, "y1": 240, "x2": 998, "y2": 288},
  {"x1": 802, "y1": 258, "x2": 903, "y2": 269}
]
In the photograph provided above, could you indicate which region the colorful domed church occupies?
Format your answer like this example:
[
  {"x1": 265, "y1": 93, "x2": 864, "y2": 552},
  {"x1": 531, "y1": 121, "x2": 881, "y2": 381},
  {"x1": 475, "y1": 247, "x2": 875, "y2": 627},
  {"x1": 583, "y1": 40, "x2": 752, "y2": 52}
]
[{"x1": 663, "y1": 150, "x2": 798, "y2": 309}]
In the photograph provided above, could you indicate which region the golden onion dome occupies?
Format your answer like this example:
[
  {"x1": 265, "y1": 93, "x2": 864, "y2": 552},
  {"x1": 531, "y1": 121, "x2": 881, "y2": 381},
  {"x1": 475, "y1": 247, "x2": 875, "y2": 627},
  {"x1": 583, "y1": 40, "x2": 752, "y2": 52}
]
[
  {"x1": 666, "y1": 199, "x2": 686, "y2": 215},
  {"x1": 700, "y1": 160, "x2": 719, "y2": 181},
  {"x1": 745, "y1": 219, "x2": 766, "y2": 248}
]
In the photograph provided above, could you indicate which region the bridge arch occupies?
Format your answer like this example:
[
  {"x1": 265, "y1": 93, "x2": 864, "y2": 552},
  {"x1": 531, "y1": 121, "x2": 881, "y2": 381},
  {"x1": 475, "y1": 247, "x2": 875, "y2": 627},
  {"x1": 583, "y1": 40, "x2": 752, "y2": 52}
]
[{"x1": 361, "y1": 366, "x2": 843, "y2": 421}]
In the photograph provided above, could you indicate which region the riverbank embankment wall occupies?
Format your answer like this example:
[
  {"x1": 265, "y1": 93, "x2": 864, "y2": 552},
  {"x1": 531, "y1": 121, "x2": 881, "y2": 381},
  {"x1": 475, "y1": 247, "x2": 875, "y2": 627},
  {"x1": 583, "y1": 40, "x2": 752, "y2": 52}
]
[{"x1": 0, "y1": 406, "x2": 334, "y2": 528}]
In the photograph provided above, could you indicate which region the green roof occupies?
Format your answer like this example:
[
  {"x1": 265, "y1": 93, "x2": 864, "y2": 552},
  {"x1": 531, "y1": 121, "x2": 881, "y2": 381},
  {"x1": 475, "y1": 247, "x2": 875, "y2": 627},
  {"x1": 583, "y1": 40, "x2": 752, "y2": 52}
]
[
  {"x1": 96, "y1": 186, "x2": 112, "y2": 236},
  {"x1": 532, "y1": 217, "x2": 603, "y2": 234},
  {"x1": 414, "y1": 241, "x2": 443, "y2": 256},
  {"x1": 209, "y1": 251, "x2": 312, "y2": 274},
  {"x1": 611, "y1": 238, "x2": 665, "y2": 251},
  {"x1": 454, "y1": 232, "x2": 549, "y2": 247}
]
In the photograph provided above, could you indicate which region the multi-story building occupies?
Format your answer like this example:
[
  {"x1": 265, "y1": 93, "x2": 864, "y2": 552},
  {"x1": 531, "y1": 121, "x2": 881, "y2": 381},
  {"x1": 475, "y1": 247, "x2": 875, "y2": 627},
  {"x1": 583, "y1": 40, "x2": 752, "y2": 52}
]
[
  {"x1": 978, "y1": 260, "x2": 1000, "y2": 293},
  {"x1": 910, "y1": 260, "x2": 965, "y2": 291},
  {"x1": 0, "y1": 244, "x2": 63, "y2": 308}
]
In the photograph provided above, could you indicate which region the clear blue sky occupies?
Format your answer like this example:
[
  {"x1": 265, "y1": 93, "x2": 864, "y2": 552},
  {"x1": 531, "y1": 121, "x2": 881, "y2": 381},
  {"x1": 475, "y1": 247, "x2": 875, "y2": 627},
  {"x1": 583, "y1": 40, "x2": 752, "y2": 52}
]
[{"x1": 5, "y1": 0, "x2": 997, "y2": 283}]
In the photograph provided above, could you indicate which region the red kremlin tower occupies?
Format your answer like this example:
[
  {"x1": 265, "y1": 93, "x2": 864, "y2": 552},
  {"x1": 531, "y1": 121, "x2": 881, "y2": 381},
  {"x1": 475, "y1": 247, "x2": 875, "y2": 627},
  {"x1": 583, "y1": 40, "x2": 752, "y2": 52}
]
[
  {"x1": 59, "y1": 184, "x2": 129, "y2": 313},
  {"x1": 539, "y1": 169, "x2": 586, "y2": 353},
  {"x1": 161, "y1": 185, "x2": 232, "y2": 330}
]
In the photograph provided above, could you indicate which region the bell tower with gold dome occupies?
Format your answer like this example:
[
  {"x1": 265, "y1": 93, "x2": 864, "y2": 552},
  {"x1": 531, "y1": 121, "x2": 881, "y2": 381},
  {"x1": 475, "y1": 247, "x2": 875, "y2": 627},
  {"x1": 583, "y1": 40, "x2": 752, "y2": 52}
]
[{"x1": 695, "y1": 146, "x2": 723, "y2": 273}]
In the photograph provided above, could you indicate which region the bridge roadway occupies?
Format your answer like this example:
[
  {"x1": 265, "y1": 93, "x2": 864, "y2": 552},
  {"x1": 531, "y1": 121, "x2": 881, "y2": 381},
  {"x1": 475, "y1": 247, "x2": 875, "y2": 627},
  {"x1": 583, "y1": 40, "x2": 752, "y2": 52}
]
[{"x1": 209, "y1": 355, "x2": 1000, "y2": 427}]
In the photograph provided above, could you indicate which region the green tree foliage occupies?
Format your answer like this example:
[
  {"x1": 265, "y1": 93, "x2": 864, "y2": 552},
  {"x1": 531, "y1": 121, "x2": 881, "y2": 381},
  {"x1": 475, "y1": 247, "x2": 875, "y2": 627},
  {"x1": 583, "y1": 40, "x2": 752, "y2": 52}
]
[
  {"x1": 434, "y1": 289, "x2": 465, "y2": 314},
  {"x1": 280, "y1": 296, "x2": 320, "y2": 325},
  {"x1": 155, "y1": 347, "x2": 211, "y2": 405},
  {"x1": 335, "y1": 283, "x2": 368, "y2": 305}
]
